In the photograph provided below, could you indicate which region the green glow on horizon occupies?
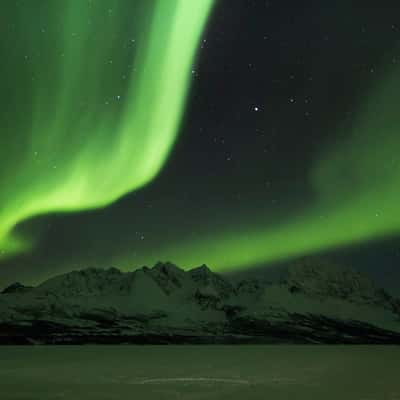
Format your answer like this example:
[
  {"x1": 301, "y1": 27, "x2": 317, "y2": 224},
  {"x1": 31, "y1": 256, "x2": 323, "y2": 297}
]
[
  {"x1": 0, "y1": 0, "x2": 214, "y2": 256},
  {"x1": 157, "y1": 65, "x2": 400, "y2": 271}
]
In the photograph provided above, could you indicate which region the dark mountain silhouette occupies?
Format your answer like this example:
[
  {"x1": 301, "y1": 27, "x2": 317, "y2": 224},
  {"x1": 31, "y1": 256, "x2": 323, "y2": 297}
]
[{"x1": 1, "y1": 259, "x2": 399, "y2": 344}]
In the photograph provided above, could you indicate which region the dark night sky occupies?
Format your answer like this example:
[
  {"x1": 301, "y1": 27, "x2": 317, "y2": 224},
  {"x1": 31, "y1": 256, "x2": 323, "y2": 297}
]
[{"x1": 1, "y1": 0, "x2": 400, "y2": 293}]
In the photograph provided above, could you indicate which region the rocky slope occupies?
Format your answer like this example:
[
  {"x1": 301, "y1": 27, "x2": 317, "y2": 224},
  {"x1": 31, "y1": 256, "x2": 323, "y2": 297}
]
[{"x1": 0, "y1": 260, "x2": 399, "y2": 344}]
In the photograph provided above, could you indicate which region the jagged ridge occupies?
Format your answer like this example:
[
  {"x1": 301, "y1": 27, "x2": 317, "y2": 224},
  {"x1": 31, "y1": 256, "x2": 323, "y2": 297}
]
[{"x1": 0, "y1": 260, "x2": 399, "y2": 344}]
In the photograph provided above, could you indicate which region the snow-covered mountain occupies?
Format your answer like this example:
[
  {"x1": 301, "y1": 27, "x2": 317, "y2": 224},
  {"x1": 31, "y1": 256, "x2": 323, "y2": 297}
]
[{"x1": 0, "y1": 260, "x2": 399, "y2": 344}]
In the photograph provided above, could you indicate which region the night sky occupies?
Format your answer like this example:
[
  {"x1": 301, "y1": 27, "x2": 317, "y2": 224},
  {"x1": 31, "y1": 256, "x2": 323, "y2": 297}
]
[{"x1": 1, "y1": 0, "x2": 400, "y2": 292}]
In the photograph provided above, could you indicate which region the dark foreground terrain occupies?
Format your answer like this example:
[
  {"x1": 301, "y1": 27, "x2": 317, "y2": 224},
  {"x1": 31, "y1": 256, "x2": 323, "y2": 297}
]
[{"x1": 0, "y1": 345, "x2": 399, "y2": 400}]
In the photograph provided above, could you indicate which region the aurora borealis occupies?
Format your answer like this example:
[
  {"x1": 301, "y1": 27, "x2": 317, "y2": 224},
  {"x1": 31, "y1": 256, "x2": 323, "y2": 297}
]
[
  {"x1": 1, "y1": 1, "x2": 400, "y2": 286},
  {"x1": 156, "y1": 64, "x2": 400, "y2": 269},
  {"x1": 0, "y1": 0, "x2": 213, "y2": 256}
]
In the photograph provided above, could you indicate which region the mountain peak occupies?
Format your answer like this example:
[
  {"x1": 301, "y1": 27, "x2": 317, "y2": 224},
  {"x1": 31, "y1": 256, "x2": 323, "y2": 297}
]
[
  {"x1": 152, "y1": 261, "x2": 183, "y2": 274},
  {"x1": 189, "y1": 264, "x2": 235, "y2": 299},
  {"x1": 189, "y1": 264, "x2": 212, "y2": 275},
  {"x1": 1, "y1": 282, "x2": 33, "y2": 294},
  {"x1": 1, "y1": 260, "x2": 399, "y2": 344},
  {"x1": 148, "y1": 262, "x2": 185, "y2": 294}
]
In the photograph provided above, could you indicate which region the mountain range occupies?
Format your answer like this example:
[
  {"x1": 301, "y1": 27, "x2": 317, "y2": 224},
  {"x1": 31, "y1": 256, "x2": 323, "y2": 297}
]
[{"x1": 1, "y1": 259, "x2": 400, "y2": 344}]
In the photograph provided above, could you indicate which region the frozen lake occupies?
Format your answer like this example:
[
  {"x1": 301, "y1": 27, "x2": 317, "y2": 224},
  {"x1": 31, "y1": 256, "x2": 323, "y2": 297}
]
[{"x1": 0, "y1": 345, "x2": 399, "y2": 399}]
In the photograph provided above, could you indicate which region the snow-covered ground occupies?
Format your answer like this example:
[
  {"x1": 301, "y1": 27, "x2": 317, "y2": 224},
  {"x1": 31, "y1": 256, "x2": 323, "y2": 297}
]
[{"x1": 0, "y1": 260, "x2": 399, "y2": 343}]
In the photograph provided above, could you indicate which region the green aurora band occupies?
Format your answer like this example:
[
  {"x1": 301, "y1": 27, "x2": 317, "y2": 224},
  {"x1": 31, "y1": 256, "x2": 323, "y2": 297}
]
[
  {"x1": 2, "y1": 1, "x2": 400, "y2": 272},
  {"x1": 156, "y1": 65, "x2": 400, "y2": 271},
  {"x1": 0, "y1": 0, "x2": 214, "y2": 256}
]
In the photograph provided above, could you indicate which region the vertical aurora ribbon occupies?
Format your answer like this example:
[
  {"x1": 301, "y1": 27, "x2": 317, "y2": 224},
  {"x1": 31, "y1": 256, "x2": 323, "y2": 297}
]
[{"x1": 0, "y1": 0, "x2": 214, "y2": 256}]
